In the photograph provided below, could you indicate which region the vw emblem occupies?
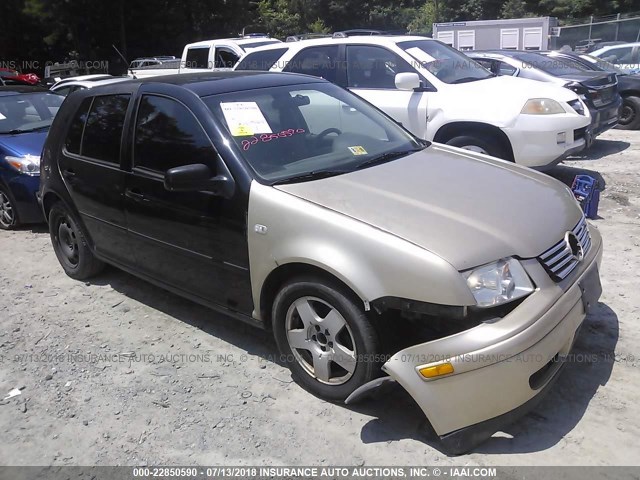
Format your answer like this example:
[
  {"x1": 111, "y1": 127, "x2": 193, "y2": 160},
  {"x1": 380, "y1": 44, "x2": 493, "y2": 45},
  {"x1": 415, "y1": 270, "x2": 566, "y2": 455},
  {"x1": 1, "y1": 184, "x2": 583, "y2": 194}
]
[{"x1": 565, "y1": 231, "x2": 584, "y2": 261}]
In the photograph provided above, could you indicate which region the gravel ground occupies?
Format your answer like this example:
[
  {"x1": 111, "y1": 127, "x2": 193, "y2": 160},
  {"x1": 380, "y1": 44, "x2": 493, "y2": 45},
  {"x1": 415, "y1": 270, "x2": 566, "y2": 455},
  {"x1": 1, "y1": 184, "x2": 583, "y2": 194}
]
[{"x1": 0, "y1": 129, "x2": 639, "y2": 466}]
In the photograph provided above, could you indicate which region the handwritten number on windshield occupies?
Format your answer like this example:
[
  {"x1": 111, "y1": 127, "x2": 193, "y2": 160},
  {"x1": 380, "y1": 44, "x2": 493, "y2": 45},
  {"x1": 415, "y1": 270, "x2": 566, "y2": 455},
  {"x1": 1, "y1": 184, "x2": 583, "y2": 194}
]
[{"x1": 241, "y1": 128, "x2": 306, "y2": 151}]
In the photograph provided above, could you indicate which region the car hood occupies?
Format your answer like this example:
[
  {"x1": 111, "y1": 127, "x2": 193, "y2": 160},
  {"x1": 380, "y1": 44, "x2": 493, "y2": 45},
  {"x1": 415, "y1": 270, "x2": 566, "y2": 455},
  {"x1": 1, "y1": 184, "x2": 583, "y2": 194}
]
[
  {"x1": 449, "y1": 74, "x2": 580, "y2": 103},
  {"x1": 275, "y1": 144, "x2": 583, "y2": 270},
  {"x1": 0, "y1": 131, "x2": 48, "y2": 157}
]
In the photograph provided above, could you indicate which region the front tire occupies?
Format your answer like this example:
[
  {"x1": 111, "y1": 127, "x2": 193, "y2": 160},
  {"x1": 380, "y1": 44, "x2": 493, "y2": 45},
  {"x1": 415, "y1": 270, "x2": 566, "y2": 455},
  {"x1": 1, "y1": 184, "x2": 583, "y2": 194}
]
[
  {"x1": 0, "y1": 185, "x2": 19, "y2": 230},
  {"x1": 49, "y1": 202, "x2": 104, "y2": 279},
  {"x1": 272, "y1": 276, "x2": 381, "y2": 401},
  {"x1": 617, "y1": 96, "x2": 640, "y2": 130},
  {"x1": 446, "y1": 134, "x2": 509, "y2": 160}
]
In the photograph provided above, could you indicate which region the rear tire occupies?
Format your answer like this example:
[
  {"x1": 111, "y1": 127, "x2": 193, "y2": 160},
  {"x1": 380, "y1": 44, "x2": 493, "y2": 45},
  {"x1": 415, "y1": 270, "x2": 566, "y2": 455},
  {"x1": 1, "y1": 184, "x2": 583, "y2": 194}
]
[
  {"x1": 0, "y1": 185, "x2": 18, "y2": 230},
  {"x1": 617, "y1": 95, "x2": 640, "y2": 130},
  {"x1": 272, "y1": 276, "x2": 381, "y2": 401},
  {"x1": 446, "y1": 135, "x2": 510, "y2": 160},
  {"x1": 49, "y1": 202, "x2": 104, "y2": 279}
]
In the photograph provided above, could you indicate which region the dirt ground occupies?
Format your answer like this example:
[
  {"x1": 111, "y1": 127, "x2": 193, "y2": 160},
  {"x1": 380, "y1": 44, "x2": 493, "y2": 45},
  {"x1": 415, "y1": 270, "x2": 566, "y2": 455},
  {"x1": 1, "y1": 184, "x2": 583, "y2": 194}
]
[{"x1": 1, "y1": 129, "x2": 639, "y2": 467}]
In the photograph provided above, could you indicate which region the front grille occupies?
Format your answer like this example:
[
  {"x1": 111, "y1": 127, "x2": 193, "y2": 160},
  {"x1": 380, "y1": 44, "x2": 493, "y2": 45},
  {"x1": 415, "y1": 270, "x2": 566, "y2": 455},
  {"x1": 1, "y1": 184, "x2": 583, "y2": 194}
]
[{"x1": 538, "y1": 216, "x2": 592, "y2": 282}]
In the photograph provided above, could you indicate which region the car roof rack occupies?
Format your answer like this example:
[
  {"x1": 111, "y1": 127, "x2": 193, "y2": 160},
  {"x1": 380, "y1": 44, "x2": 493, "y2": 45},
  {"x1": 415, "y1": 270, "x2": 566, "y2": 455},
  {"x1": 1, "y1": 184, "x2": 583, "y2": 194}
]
[
  {"x1": 332, "y1": 29, "x2": 410, "y2": 38},
  {"x1": 286, "y1": 33, "x2": 333, "y2": 42}
]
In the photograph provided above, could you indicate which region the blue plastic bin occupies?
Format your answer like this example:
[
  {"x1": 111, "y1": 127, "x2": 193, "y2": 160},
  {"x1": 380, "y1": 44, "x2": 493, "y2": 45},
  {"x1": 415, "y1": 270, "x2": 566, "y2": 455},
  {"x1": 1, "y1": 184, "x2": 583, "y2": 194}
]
[{"x1": 571, "y1": 175, "x2": 600, "y2": 219}]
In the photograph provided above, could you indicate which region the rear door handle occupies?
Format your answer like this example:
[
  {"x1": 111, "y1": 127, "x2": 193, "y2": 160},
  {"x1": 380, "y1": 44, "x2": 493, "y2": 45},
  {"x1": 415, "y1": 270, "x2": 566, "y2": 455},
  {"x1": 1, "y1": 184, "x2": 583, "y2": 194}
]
[{"x1": 63, "y1": 168, "x2": 76, "y2": 178}]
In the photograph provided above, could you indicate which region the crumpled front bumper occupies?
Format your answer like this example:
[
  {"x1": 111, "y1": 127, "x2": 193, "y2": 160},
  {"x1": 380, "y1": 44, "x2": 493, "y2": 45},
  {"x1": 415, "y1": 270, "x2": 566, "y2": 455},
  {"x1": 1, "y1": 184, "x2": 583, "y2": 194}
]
[{"x1": 349, "y1": 225, "x2": 603, "y2": 454}]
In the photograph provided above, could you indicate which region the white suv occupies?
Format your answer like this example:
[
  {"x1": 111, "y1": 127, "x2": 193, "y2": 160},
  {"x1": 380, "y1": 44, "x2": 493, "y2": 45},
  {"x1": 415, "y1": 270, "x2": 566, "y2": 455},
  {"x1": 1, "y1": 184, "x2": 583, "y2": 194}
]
[{"x1": 235, "y1": 35, "x2": 591, "y2": 169}]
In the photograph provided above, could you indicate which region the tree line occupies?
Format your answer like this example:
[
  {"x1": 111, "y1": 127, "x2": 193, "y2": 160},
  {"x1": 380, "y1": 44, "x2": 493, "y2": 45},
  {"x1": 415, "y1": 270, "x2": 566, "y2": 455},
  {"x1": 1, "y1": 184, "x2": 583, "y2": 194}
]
[{"x1": 1, "y1": 0, "x2": 637, "y2": 75}]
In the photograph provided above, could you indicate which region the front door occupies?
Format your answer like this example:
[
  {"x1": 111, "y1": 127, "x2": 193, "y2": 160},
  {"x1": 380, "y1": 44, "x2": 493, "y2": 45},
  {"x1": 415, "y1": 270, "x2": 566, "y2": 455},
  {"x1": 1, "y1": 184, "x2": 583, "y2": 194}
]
[
  {"x1": 123, "y1": 91, "x2": 252, "y2": 313},
  {"x1": 345, "y1": 45, "x2": 429, "y2": 139}
]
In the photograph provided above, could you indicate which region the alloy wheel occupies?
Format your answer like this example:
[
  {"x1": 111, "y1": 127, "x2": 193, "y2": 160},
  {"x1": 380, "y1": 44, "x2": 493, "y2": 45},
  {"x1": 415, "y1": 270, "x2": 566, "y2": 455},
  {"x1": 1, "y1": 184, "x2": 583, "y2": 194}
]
[
  {"x1": 285, "y1": 296, "x2": 358, "y2": 385},
  {"x1": 0, "y1": 192, "x2": 15, "y2": 228}
]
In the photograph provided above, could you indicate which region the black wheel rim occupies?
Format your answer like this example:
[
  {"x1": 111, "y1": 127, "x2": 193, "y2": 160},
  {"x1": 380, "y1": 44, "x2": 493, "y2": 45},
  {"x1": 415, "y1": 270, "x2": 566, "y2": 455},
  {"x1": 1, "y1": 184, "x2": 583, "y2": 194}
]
[
  {"x1": 620, "y1": 102, "x2": 635, "y2": 125},
  {"x1": 56, "y1": 218, "x2": 79, "y2": 266},
  {"x1": 0, "y1": 192, "x2": 14, "y2": 228}
]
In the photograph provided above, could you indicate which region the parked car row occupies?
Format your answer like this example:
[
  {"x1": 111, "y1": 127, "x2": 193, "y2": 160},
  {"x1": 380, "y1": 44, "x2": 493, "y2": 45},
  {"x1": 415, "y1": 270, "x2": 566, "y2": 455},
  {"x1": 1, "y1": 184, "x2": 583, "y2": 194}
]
[{"x1": 1, "y1": 31, "x2": 607, "y2": 455}]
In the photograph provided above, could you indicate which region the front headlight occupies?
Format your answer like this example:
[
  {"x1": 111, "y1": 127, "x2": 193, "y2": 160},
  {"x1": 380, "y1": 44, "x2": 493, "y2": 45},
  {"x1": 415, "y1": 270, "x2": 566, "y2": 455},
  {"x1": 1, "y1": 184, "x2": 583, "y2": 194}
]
[
  {"x1": 521, "y1": 98, "x2": 566, "y2": 115},
  {"x1": 464, "y1": 258, "x2": 534, "y2": 308},
  {"x1": 4, "y1": 155, "x2": 40, "y2": 176}
]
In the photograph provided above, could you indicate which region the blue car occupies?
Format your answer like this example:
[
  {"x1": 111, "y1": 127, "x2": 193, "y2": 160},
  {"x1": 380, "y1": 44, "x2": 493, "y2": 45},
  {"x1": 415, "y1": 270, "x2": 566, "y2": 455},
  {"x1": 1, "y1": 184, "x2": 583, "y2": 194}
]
[{"x1": 0, "y1": 86, "x2": 64, "y2": 229}]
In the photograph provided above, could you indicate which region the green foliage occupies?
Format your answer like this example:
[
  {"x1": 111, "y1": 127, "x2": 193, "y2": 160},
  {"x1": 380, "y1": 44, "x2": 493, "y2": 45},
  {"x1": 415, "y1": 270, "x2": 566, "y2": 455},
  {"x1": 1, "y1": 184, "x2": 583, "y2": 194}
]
[{"x1": 1, "y1": 0, "x2": 638, "y2": 76}]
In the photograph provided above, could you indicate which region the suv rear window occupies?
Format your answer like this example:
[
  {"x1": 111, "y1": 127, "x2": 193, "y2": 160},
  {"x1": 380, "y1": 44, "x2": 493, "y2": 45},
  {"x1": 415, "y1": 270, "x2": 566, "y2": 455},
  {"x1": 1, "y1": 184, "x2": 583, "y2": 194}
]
[
  {"x1": 236, "y1": 48, "x2": 288, "y2": 71},
  {"x1": 81, "y1": 94, "x2": 130, "y2": 163}
]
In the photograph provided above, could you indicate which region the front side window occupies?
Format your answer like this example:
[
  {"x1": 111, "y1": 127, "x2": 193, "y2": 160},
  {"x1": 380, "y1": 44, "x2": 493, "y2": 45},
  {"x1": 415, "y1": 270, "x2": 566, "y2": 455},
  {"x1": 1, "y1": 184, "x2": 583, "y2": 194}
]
[
  {"x1": 134, "y1": 95, "x2": 217, "y2": 172},
  {"x1": 81, "y1": 94, "x2": 130, "y2": 163},
  {"x1": 204, "y1": 82, "x2": 423, "y2": 183},
  {"x1": 399, "y1": 39, "x2": 493, "y2": 84},
  {"x1": 284, "y1": 46, "x2": 339, "y2": 83},
  {"x1": 0, "y1": 92, "x2": 64, "y2": 134},
  {"x1": 346, "y1": 45, "x2": 415, "y2": 89},
  {"x1": 215, "y1": 48, "x2": 240, "y2": 68},
  {"x1": 185, "y1": 47, "x2": 210, "y2": 69}
]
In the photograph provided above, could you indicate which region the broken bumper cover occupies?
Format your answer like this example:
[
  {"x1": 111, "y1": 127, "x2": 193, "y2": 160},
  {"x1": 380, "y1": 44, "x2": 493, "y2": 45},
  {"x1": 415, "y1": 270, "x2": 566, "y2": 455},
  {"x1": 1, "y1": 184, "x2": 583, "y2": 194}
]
[{"x1": 359, "y1": 226, "x2": 603, "y2": 454}]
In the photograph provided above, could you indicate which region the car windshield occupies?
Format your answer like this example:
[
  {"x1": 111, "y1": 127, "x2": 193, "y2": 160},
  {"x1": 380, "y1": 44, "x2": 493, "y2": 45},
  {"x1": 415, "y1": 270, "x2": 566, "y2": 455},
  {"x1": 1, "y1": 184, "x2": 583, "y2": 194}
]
[
  {"x1": 580, "y1": 54, "x2": 626, "y2": 75},
  {"x1": 0, "y1": 92, "x2": 64, "y2": 134},
  {"x1": 203, "y1": 82, "x2": 424, "y2": 183},
  {"x1": 513, "y1": 52, "x2": 591, "y2": 76},
  {"x1": 398, "y1": 39, "x2": 493, "y2": 84}
]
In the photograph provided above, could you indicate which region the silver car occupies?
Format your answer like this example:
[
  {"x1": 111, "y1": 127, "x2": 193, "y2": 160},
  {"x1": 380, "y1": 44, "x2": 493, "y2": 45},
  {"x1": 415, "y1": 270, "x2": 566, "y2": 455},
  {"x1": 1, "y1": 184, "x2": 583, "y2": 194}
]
[{"x1": 40, "y1": 72, "x2": 603, "y2": 454}]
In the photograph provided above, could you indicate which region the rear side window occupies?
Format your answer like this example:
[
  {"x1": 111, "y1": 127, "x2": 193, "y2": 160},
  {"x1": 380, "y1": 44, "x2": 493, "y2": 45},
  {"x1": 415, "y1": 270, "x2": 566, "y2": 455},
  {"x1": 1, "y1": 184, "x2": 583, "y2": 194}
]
[
  {"x1": 185, "y1": 47, "x2": 210, "y2": 69},
  {"x1": 134, "y1": 95, "x2": 217, "y2": 172},
  {"x1": 236, "y1": 48, "x2": 288, "y2": 71},
  {"x1": 81, "y1": 94, "x2": 130, "y2": 163},
  {"x1": 64, "y1": 97, "x2": 92, "y2": 154},
  {"x1": 284, "y1": 46, "x2": 339, "y2": 83}
]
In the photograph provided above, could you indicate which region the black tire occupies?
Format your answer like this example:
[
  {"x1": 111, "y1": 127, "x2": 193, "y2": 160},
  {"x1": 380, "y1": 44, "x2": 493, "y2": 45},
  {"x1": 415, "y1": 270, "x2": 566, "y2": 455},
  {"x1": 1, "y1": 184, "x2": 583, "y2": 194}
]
[
  {"x1": 0, "y1": 184, "x2": 19, "y2": 230},
  {"x1": 617, "y1": 95, "x2": 640, "y2": 130},
  {"x1": 49, "y1": 202, "x2": 104, "y2": 279},
  {"x1": 446, "y1": 134, "x2": 510, "y2": 160},
  {"x1": 272, "y1": 276, "x2": 381, "y2": 401}
]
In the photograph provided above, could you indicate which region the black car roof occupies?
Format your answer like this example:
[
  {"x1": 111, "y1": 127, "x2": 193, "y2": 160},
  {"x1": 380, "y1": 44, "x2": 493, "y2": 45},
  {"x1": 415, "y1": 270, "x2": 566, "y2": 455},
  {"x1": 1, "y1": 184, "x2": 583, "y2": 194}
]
[
  {"x1": 0, "y1": 86, "x2": 50, "y2": 96},
  {"x1": 90, "y1": 72, "x2": 327, "y2": 97}
]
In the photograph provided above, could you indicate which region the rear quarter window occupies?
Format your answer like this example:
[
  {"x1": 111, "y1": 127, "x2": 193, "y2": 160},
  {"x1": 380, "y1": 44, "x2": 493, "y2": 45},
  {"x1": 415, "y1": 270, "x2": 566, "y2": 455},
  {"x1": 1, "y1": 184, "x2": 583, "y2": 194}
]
[
  {"x1": 64, "y1": 97, "x2": 92, "y2": 154},
  {"x1": 236, "y1": 48, "x2": 289, "y2": 71}
]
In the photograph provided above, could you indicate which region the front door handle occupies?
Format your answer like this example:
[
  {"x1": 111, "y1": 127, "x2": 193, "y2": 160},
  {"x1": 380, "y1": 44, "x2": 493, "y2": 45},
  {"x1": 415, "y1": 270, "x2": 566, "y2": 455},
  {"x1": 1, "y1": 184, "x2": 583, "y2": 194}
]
[{"x1": 125, "y1": 188, "x2": 149, "y2": 202}]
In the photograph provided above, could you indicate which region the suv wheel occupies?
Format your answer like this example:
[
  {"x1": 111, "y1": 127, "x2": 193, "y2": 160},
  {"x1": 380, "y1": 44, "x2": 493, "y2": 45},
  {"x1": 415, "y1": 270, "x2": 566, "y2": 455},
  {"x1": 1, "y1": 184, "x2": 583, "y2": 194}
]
[
  {"x1": 49, "y1": 202, "x2": 104, "y2": 279},
  {"x1": 272, "y1": 276, "x2": 381, "y2": 401},
  {"x1": 446, "y1": 135, "x2": 509, "y2": 160},
  {"x1": 617, "y1": 96, "x2": 640, "y2": 130},
  {"x1": 0, "y1": 186, "x2": 18, "y2": 230}
]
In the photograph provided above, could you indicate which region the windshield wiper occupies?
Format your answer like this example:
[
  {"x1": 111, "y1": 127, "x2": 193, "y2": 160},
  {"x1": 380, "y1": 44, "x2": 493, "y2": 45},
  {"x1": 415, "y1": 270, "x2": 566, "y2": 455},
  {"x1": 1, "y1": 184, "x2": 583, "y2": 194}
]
[
  {"x1": 272, "y1": 169, "x2": 348, "y2": 185},
  {"x1": 5, "y1": 125, "x2": 50, "y2": 134},
  {"x1": 450, "y1": 76, "x2": 490, "y2": 84},
  {"x1": 354, "y1": 147, "x2": 426, "y2": 170}
]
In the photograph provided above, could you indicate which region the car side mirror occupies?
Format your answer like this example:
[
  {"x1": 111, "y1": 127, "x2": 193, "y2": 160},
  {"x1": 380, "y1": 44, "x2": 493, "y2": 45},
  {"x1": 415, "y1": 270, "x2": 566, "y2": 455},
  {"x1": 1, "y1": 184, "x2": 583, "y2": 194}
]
[
  {"x1": 164, "y1": 163, "x2": 235, "y2": 198},
  {"x1": 395, "y1": 72, "x2": 421, "y2": 91}
]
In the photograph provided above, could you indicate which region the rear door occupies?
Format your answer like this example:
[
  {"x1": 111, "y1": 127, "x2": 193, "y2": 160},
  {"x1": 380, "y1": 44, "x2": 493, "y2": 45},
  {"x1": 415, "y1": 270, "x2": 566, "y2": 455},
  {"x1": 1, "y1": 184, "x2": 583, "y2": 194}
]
[
  {"x1": 57, "y1": 91, "x2": 135, "y2": 264},
  {"x1": 123, "y1": 86, "x2": 252, "y2": 313}
]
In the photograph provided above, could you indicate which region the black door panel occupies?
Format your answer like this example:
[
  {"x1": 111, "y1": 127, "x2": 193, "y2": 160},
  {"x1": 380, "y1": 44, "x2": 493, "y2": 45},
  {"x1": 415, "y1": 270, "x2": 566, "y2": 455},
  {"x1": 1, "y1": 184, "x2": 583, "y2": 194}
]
[{"x1": 124, "y1": 93, "x2": 252, "y2": 313}]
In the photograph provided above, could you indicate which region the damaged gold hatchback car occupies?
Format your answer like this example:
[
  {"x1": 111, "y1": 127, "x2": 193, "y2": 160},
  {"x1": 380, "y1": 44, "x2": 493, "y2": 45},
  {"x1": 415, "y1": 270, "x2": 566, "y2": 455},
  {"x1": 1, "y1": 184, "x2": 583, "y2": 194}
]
[{"x1": 40, "y1": 72, "x2": 603, "y2": 454}]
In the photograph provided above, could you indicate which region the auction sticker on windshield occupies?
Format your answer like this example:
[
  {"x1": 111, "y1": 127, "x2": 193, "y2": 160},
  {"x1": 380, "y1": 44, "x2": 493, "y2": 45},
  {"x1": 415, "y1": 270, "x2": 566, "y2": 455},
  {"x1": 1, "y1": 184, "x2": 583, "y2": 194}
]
[
  {"x1": 220, "y1": 102, "x2": 272, "y2": 136},
  {"x1": 348, "y1": 146, "x2": 368, "y2": 155}
]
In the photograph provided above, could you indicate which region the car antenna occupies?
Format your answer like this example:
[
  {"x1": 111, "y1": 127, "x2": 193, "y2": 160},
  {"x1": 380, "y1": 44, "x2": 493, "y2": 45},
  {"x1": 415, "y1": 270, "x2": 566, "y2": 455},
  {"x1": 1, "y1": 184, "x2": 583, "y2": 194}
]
[{"x1": 112, "y1": 44, "x2": 133, "y2": 78}]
